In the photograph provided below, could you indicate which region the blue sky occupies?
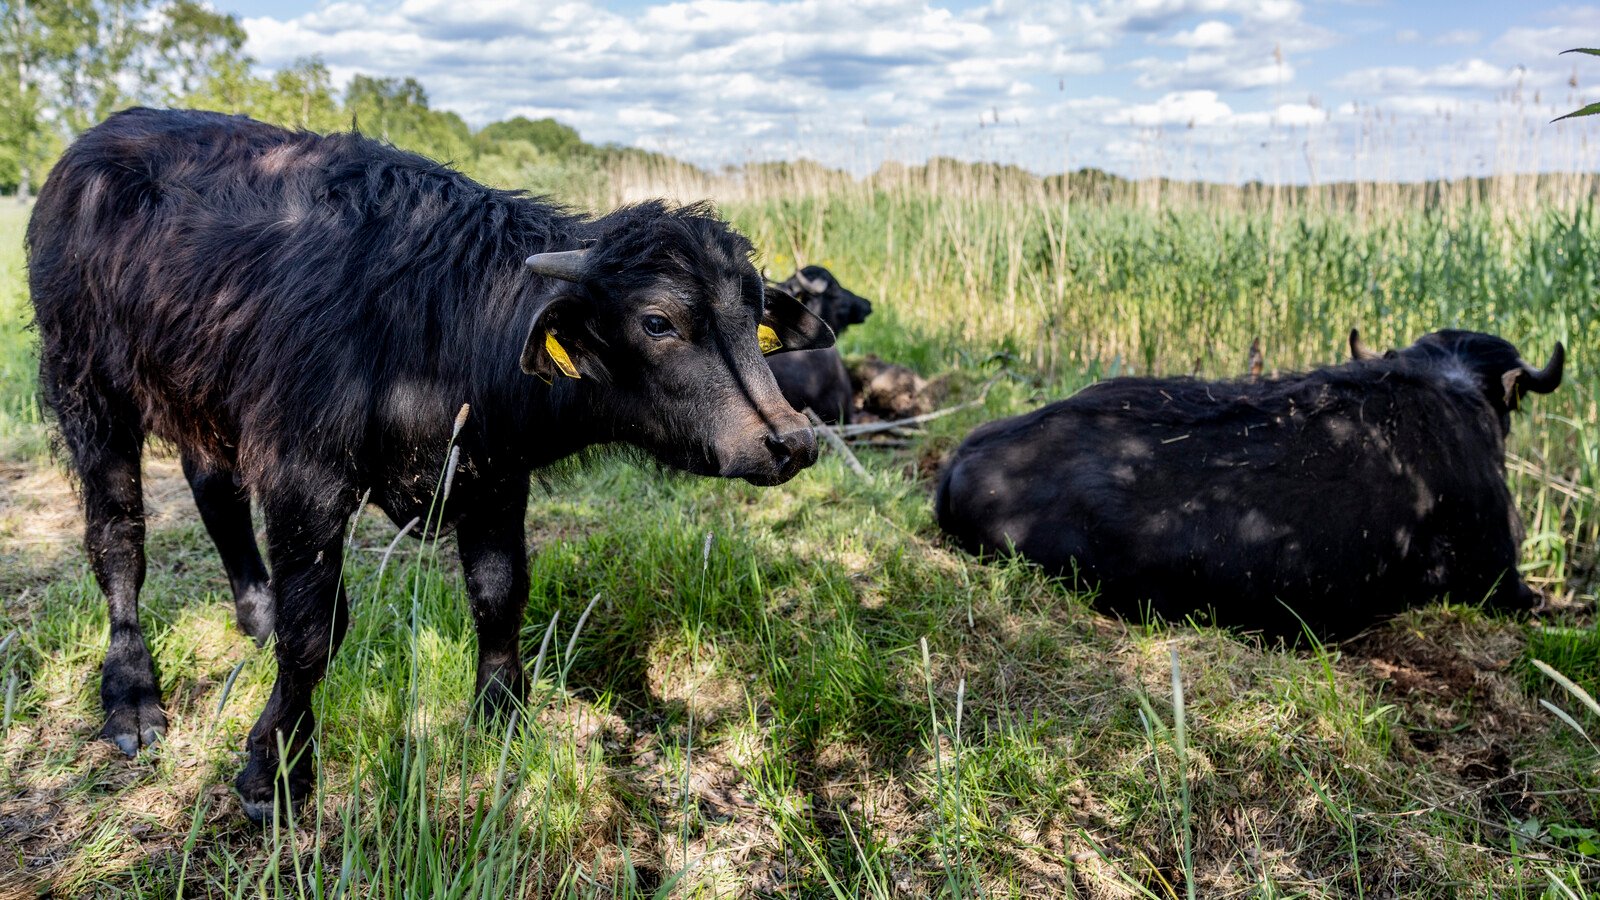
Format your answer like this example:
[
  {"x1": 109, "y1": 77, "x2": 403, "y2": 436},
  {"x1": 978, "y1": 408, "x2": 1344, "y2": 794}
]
[{"x1": 217, "y1": 1, "x2": 1600, "y2": 181}]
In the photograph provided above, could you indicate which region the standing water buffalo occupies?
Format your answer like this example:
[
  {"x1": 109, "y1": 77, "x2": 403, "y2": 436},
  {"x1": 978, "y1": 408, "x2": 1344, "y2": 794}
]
[
  {"x1": 937, "y1": 330, "x2": 1564, "y2": 638},
  {"x1": 29, "y1": 108, "x2": 833, "y2": 821},
  {"x1": 767, "y1": 266, "x2": 873, "y2": 423}
]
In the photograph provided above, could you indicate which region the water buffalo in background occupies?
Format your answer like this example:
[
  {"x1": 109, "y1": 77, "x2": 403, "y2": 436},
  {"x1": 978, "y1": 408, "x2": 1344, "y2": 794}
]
[
  {"x1": 28, "y1": 108, "x2": 833, "y2": 821},
  {"x1": 767, "y1": 265, "x2": 872, "y2": 423},
  {"x1": 936, "y1": 329, "x2": 1564, "y2": 638}
]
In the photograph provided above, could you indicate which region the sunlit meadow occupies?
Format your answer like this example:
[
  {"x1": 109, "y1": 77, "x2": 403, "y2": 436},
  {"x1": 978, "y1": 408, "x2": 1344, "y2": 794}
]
[{"x1": 2, "y1": 147, "x2": 1599, "y2": 897}]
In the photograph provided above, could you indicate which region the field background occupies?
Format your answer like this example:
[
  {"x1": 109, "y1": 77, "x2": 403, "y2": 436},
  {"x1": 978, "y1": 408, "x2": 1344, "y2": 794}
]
[{"x1": 2, "y1": 155, "x2": 1600, "y2": 899}]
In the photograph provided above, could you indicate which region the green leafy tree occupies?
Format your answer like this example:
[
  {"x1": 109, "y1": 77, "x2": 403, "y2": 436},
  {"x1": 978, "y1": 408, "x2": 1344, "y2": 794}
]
[
  {"x1": 266, "y1": 58, "x2": 342, "y2": 132},
  {"x1": 0, "y1": 0, "x2": 245, "y2": 197},
  {"x1": 153, "y1": 0, "x2": 245, "y2": 100},
  {"x1": 49, "y1": 0, "x2": 151, "y2": 135},
  {"x1": 188, "y1": 55, "x2": 342, "y2": 132},
  {"x1": 346, "y1": 74, "x2": 472, "y2": 161},
  {"x1": 0, "y1": 5, "x2": 620, "y2": 200},
  {"x1": 477, "y1": 115, "x2": 587, "y2": 158},
  {"x1": 0, "y1": 0, "x2": 108, "y2": 196},
  {"x1": 0, "y1": 0, "x2": 48, "y2": 196}
]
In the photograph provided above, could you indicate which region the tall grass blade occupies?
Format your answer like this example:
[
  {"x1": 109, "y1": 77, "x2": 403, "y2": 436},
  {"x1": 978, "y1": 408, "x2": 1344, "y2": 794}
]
[
  {"x1": 1170, "y1": 648, "x2": 1196, "y2": 900},
  {"x1": 1531, "y1": 658, "x2": 1600, "y2": 719},
  {"x1": 1539, "y1": 699, "x2": 1600, "y2": 755}
]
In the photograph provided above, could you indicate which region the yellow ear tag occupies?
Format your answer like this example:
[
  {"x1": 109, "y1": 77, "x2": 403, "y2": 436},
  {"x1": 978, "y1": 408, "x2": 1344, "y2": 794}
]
[
  {"x1": 545, "y1": 333, "x2": 581, "y2": 379},
  {"x1": 757, "y1": 324, "x2": 783, "y2": 355}
]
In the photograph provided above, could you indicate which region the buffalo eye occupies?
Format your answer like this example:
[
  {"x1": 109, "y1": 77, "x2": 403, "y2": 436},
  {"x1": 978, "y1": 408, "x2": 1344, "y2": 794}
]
[{"x1": 641, "y1": 314, "x2": 677, "y2": 338}]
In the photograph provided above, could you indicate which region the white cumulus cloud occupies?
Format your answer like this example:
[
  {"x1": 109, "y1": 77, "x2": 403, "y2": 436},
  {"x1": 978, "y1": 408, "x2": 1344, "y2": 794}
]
[
  {"x1": 228, "y1": 0, "x2": 1599, "y2": 182},
  {"x1": 1160, "y1": 20, "x2": 1235, "y2": 49},
  {"x1": 1335, "y1": 59, "x2": 1550, "y2": 93},
  {"x1": 1106, "y1": 90, "x2": 1233, "y2": 127}
]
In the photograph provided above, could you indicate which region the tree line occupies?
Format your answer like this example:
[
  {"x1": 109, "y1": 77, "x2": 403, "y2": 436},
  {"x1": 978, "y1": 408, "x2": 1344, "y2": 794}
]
[
  {"x1": 0, "y1": 0, "x2": 611, "y2": 197},
  {"x1": 0, "y1": 2, "x2": 1158, "y2": 206}
]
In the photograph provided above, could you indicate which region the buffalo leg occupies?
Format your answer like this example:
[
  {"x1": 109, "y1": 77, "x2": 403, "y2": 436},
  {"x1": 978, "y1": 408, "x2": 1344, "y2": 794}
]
[
  {"x1": 55, "y1": 383, "x2": 163, "y2": 756},
  {"x1": 456, "y1": 481, "x2": 531, "y2": 721},
  {"x1": 181, "y1": 453, "x2": 275, "y2": 644},
  {"x1": 1434, "y1": 502, "x2": 1540, "y2": 614},
  {"x1": 234, "y1": 483, "x2": 356, "y2": 823},
  {"x1": 1482, "y1": 551, "x2": 1541, "y2": 613}
]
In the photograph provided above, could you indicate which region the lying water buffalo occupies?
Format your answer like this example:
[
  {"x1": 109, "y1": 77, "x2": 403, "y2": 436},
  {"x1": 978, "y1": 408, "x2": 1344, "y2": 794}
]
[
  {"x1": 767, "y1": 266, "x2": 872, "y2": 423},
  {"x1": 937, "y1": 330, "x2": 1564, "y2": 638},
  {"x1": 29, "y1": 108, "x2": 833, "y2": 821}
]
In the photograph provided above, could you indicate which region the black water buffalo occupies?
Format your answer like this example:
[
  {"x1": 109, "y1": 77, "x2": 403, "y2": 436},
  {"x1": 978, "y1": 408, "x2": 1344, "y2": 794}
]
[
  {"x1": 936, "y1": 330, "x2": 1565, "y2": 638},
  {"x1": 29, "y1": 108, "x2": 833, "y2": 821},
  {"x1": 767, "y1": 266, "x2": 872, "y2": 423}
]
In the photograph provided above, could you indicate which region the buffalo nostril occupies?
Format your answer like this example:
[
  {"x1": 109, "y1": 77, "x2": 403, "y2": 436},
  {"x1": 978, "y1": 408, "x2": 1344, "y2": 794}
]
[
  {"x1": 767, "y1": 428, "x2": 816, "y2": 474},
  {"x1": 766, "y1": 433, "x2": 793, "y2": 471}
]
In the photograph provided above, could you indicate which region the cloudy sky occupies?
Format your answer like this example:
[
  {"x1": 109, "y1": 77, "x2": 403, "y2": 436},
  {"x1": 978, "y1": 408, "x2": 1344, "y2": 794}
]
[{"x1": 218, "y1": 0, "x2": 1600, "y2": 182}]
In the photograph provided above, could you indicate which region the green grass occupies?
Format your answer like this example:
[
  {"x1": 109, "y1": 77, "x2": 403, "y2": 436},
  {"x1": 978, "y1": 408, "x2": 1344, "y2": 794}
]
[
  {"x1": 0, "y1": 202, "x2": 46, "y2": 461},
  {"x1": 1, "y1": 180, "x2": 1598, "y2": 899}
]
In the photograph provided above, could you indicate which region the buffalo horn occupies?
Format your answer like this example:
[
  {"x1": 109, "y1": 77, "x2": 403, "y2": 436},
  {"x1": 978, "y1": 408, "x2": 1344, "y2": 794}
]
[
  {"x1": 1519, "y1": 342, "x2": 1565, "y2": 394},
  {"x1": 525, "y1": 248, "x2": 591, "y2": 282},
  {"x1": 1349, "y1": 328, "x2": 1380, "y2": 360},
  {"x1": 796, "y1": 270, "x2": 827, "y2": 295}
]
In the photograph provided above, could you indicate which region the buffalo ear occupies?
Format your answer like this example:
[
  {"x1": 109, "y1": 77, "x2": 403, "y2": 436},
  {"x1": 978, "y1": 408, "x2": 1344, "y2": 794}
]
[
  {"x1": 762, "y1": 285, "x2": 835, "y2": 353},
  {"x1": 521, "y1": 250, "x2": 609, "y2": 382},
  {"x1": 1499, "y1": 341, "x2": 1566, "y2": 408},
  {"x1": 518, "y1": 298, "x2": 565, "y2": 382},
  {"x1": 1500, "y1": 369, "x2": 1522, "y2": 409},
  {"x1": 519, "y1": 291, "x2": 601, "y2": 382}
]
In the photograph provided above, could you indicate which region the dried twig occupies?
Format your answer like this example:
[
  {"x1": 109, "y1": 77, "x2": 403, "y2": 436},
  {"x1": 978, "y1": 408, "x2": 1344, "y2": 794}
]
[
  {"x1": 805, "y1": 409, "x2": 868, "y2": 478},
  {"x1": 1506, "y1": 452, "x2": 1598, "y2": 502}
]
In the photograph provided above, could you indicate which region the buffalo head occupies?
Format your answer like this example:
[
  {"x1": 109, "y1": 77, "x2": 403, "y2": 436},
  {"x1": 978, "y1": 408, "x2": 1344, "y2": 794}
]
[
  {"x1": 779, "y1": 265, "x2": 874, "y2": 336},
  {"x1": 1352, "y1": 328, "x2": 1565, "y2": 433},
  {"x1": 521, "y1": 202, "x2": 835, "y2": 484}
]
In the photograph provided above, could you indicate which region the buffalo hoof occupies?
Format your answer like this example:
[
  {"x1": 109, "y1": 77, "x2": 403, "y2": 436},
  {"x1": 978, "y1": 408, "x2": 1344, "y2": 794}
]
[
  {"x1": 1518, "y1": 582, "x2": 1548, "y2": 614},
  {"x1": 235, "y1": 761, "x2": 311, "y2": 825},
  {"x1": 472, "y1": 664, "x2": 528, "y2": 725},
  {"x1": 100, "y1": 648, "x2": 167, "y2": 757},
  {"x1": 1487, "y1": 579, "x2": 1543, "y2": 615},
  {"x1": 238, "y1": 791, "x2": 297, "y2": 826},
  {"x1": 240, "y1": 796, "x2": 274, "y2": 825},
  {"x1": 234, "y1": 584, "x2": 276, "y2": 646},
  {"x1": 100, "y1": 698, "x2": 167, "y2": 757}
]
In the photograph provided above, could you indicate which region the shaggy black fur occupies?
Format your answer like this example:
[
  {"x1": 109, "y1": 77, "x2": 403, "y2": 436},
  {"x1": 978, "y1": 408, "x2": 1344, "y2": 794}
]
[
  {"x1": 29, "y1": 107, "x2": 832, "y2": 821},
  {"x1": 936, "y1": 330, "x2": 1564, "y2": 639}
]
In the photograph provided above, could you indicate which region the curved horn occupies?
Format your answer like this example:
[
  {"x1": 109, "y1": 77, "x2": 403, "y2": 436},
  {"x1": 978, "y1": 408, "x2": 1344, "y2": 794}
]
[
  {"x1": 796, "y1": 270, "x2": 828, "y2": 295},
  {"x1": 1519, "y1": 342, "x2": 1565, "y2": 394},
  {"x1": 525, "y1": 248, "x2": 591, "y2": 283},
  {"x1": 1349, "y1": 328, "x2": 1380, "y2": 361}
]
